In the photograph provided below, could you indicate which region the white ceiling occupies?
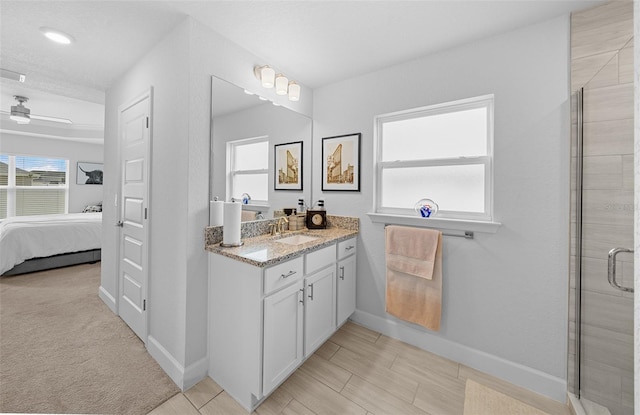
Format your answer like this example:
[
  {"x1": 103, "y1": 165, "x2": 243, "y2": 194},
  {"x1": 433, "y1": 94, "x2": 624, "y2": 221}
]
[{"x1": 0, "y1": 0, "x2": 604, "y2": 121}]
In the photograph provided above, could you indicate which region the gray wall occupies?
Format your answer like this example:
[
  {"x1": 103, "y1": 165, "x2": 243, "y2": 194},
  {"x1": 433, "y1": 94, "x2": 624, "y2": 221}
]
[
  {"x1": 102, "y1": 20, "x2": 192, "y2": 384},
  {"x1": 311, "y1": 15, "x2": 571, "y2": 400},
  {"x1": 101, "y1": 17, "x2": 315, "y2": 390},
  {"x1": 102, "y1": 12, "x2": 574, "y2": 400}
]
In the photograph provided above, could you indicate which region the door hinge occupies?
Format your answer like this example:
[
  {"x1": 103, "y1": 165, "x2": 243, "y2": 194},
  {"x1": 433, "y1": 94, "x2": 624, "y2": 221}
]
[
  {"x1": 146, "y1": 117, "x2": 149, "y2": 128},
  {"x1": 143, "y1": 299, "x2": 146, "y2": 311},
  {"x1": 144, "y1": 208, "x2": 147, "y2": 220}
]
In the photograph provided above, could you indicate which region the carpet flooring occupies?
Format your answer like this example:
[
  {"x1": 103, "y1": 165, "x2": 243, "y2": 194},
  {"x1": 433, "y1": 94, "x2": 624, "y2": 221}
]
[{"x1": 0, "y1": 263, "x2": 179, "y2": 414}]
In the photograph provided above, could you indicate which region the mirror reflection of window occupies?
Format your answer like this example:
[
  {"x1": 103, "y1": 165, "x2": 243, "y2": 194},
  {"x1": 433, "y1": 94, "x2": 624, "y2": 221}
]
[{"x1": 227, "y1": 136, "x2": 269, "y2": 203}]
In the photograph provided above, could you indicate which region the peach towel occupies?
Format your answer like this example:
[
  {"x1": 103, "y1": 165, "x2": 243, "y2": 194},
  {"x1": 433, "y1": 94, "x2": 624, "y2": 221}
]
[{"x1": 385, "y1": 225, "x2": 442, "y2": 331}]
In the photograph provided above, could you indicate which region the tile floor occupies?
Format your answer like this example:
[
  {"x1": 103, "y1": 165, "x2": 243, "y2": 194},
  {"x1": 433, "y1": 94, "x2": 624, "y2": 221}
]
[{"x1": 148, "y1": 322, "x2": 571, "y2": 415}]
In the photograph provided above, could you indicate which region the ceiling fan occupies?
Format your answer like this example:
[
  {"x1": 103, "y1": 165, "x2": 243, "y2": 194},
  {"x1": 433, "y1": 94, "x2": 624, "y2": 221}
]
[{"x1": 2, "y1": 95, "x2": 73, "y2": 125}]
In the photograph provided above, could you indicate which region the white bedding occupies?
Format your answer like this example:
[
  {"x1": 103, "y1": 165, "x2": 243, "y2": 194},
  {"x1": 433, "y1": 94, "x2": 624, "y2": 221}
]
[{"x1": 0, "y1": 212, "x2": 102, "y2": 275}]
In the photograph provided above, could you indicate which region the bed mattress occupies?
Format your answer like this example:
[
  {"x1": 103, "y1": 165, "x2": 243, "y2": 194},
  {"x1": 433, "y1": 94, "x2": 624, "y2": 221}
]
[{"x1": 0, "y1": 213, "x2": 102, "y2": 275}]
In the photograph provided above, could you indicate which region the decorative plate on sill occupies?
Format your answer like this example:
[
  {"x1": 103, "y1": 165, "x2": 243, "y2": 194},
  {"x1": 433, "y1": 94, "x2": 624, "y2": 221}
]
[{"x1": 414, "y1": 199, "x2": 438, "y2": 218}]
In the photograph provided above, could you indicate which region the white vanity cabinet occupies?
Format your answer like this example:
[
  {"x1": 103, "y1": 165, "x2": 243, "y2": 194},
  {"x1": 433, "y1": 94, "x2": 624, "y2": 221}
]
[
  {"x1": 303, "y1": 245, "x2": 336, "y2": 357},
  {"x1": 261, "y1": 255, "x2": 305, "y2": 396},
  {"x1": 209, "y1": 240, "x2": 346, "y2": 412},
  {"x1": 263, "y1": 279, "x2": 304, "y2": 395},
  {"x1": 337, "y1": 237, "x2": 357, "y2": 326}
]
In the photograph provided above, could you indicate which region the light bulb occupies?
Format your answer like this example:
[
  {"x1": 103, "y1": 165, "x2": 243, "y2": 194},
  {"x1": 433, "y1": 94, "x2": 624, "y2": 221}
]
[
  {"x1": 260, "y1": 66, "x2": 275, "y2": 88},
  {"x1": 39, "y1": 27, "x2": 74, "y2": 44},
  {"x1": 275, "y1": 74, "x2": 289, "y2": 95},
  {"x1": 288, "y1": 81, "x2": 301, "y2": 101}
]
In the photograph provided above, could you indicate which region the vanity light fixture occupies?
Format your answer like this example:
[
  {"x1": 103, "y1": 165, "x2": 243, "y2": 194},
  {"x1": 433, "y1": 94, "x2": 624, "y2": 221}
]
[
  {"x1": 288, "y1": 81, "x2": 300, "y2": 102},
  {"x1": 275, "y1": 74, "x2": 288, "y2": 95},
  {"x1": 39, "y1": 27, "x2": 75, "y2": 45},
  {"x1": 254, "y1": 65, "x2": 301, "y2": 101},
  {"x1": 254, "y1": 65, "x2": 275, "y2": 88}
]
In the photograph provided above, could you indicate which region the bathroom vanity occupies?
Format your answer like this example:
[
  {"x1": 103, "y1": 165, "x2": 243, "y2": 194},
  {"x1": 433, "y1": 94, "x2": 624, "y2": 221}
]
[{"x1": 206, "y1": 222, "x2": 357, "y2": 412}]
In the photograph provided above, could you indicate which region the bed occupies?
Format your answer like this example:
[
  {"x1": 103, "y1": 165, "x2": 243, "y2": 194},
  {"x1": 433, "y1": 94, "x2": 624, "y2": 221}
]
[{"x1": 0, "y1": 212, "x2": 102, "y2": 276}]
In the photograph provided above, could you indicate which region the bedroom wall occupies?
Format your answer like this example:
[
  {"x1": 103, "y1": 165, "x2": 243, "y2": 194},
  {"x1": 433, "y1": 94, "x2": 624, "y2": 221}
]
[
  {"x1": 311, "y1": 15, "x2": 571, "y2": 401},
  {"x1": 0, "y1": 129, "x2": 104, "y2": 213}
]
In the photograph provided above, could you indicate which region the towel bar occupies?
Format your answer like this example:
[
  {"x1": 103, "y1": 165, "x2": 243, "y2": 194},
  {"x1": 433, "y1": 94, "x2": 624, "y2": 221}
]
[
  {"x1": 446, "y1": 231, "x2": 474, "y2": 239},
  {"x1": 384, "y1": 225, "x2": 474, "y2": 240}
]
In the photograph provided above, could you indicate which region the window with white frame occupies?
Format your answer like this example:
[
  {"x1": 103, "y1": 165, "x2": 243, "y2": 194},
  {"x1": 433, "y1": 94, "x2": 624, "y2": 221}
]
[
  {"x1": 374, "y1": 95, "x2": 494, "y2": 221},
  {"x1": 227, "y1": 136, "x2": 269, "y2": 203},
  {"x1": 0, "y1": 154, "x2": 69, "y2": 219}
]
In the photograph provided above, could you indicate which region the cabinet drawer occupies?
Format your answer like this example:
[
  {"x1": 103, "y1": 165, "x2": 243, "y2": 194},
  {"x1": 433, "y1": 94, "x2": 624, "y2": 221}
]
[
  {"x1": 337, "y1": 237, "x2": 357, "y2": 260},
  {"x1": 264, "y1": 256, "x2": 304, "y2": 295},
  {"x1": 306, "y1": 244, "x2": 336, "y2": 275}
]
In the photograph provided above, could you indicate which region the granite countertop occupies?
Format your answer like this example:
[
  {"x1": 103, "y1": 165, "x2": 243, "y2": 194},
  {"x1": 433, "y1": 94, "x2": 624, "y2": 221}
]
[{"x1": 206, "y1": 227, "x2": 358, "y2": 268}]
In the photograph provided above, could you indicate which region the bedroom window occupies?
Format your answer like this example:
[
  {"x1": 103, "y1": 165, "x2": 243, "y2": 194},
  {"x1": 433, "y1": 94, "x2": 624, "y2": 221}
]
[
  {"x1": 0, "y1": 154, "x2": 69, "y2": 219},
  {"x1": 226, "y1": 136, "x2": 269, "y2": 203},
  {"x1": 373, "y1": 95, "x2": 494, "y2": 221}
]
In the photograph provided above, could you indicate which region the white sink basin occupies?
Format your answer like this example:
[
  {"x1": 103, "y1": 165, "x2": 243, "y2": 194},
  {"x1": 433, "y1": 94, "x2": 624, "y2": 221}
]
[{"x1": 275, "y1": 234, "x2": 319, "y2": 245}]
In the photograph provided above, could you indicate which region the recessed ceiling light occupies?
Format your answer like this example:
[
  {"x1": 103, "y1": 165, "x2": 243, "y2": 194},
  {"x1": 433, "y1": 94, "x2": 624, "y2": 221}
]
[{"x1": 39, "y1": 27, "x2": 74, "y2": 45}]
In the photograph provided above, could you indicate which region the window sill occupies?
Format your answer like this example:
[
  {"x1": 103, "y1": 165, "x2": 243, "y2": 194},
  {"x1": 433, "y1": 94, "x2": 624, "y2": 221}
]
[
  {"x1": 242, "y1": 203, "x2": 270, "y2": 212},
  {"x1": 367, "y1": 213, "x2": 501, "y2": 235}
]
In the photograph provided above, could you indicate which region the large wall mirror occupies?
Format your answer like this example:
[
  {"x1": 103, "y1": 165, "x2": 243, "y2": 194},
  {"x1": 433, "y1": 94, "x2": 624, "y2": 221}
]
[{"x1": 210, "y1": 76, "x2": 312, "y2": 221}]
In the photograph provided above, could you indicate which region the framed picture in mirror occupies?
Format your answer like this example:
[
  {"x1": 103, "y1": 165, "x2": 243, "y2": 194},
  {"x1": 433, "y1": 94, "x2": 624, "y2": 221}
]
[
  {"x1": 322, "y1": 133, "x2": 361, "y2": 191},
  {"x1": 274, "y1": 141, "x2": 303, "y2": 191}
]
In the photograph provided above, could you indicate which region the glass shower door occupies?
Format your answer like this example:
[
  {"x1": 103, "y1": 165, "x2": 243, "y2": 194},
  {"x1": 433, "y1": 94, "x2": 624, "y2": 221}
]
[{"x1": 576, "y1": 78, "x2": 634, "y2": 414}]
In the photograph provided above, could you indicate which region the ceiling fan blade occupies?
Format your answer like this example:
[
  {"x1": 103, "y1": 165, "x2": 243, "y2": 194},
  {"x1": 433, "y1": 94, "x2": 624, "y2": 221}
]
[
  {"x1": 0, "y1": 68, "x2": 26, "y2": 83},
  {"x1": 30, "y1": 114, "x2": 73, "y2": 124},
  {"x1": 2, "y1": 105, "x2": 73, "y2": 125}
]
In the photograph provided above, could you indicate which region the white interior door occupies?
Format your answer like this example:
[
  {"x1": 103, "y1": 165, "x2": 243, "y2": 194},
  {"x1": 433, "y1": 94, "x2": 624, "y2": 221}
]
[{"x1": 117, "y1": 90, "x2": 152, "y2": 342}]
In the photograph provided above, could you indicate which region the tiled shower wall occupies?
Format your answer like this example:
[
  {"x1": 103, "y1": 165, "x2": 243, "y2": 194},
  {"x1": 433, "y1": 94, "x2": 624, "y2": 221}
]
[{"x1": 569, "y1": 2, "x2": 634, "y2": 414}]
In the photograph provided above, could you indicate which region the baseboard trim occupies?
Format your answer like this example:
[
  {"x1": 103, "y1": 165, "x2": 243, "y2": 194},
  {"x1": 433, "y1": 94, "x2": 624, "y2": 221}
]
[
  {"x1": 146, "y1": 335, "x2": 208, "y2": 391},
  {"x1": 183, "y1": 356, "x2": 209, "y2": 391},
  {"x1": 147, "y1": 336, "x2": 184, "y2": 389},
  {"x1": 98, "y1": 286, "x2": 117, "y2": 313},
  {"x1": 350, "y1": 310, "x2": 567, "y2": 402}
]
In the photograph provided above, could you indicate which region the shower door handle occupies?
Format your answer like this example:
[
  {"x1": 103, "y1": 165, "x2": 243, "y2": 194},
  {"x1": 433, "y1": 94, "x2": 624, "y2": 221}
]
[{"x1": 607, "y1": 247, "x2": 634, "y2": 293}]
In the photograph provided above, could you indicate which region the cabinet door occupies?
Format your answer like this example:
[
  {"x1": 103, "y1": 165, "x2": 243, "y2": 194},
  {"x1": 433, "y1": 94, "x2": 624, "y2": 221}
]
[
  {"x1": 337, "y1": 255, "x2": 356, "y2": 327},
  {"x1": 263, "y1": 280, "x2": 304, "y2": 395},
  {"x1": 304, "y1": 267, "x2": 336, "y2": 357}
]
